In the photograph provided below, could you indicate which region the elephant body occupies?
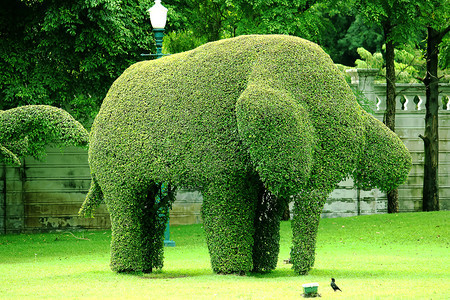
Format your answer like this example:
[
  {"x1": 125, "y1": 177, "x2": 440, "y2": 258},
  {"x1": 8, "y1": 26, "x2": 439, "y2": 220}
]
[{"x1": 81, "y1": 35, "x2": 411, "y2": 274}]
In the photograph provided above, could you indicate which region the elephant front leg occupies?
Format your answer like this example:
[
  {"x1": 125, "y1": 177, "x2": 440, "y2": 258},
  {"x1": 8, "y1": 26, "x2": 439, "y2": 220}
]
[
  {"x1": 291, "y1": 190, "x2": 328, "y2": 275},
  {"x1": 201, "y1": 176, "x2": 259, "y2": 274}
]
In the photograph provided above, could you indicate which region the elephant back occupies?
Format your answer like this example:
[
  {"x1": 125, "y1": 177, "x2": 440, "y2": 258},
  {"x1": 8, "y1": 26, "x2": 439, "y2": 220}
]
[{"x1": 89, "y1": 35, "x2": 365, "y2": 190}]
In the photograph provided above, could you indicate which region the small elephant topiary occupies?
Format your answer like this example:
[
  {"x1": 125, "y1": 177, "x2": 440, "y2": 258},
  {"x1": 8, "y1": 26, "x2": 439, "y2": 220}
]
[
  {"x1": 80, "y1": 35, "x2": 411, "y2": 275},
  {"x1": 0, "y1": 105, "x2": 89, "y2": 166}
]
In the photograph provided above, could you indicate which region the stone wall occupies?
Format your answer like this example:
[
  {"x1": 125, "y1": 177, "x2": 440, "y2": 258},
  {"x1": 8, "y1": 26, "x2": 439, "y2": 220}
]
[
  {"x1": 1, "y1": 69, "x2": 449, "y2": 233},
  {"x1": 0, "y1": 147, "x2": 204, "y2": 233},
  {"x1": 0, "y1": 148, "x2": 109, "y2": 233}
]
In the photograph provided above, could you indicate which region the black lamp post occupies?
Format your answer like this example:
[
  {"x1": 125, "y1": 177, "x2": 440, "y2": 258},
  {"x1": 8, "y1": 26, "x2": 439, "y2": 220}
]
[{"x1": 147, "y1": 0, "x2": 175, "y2": 247}]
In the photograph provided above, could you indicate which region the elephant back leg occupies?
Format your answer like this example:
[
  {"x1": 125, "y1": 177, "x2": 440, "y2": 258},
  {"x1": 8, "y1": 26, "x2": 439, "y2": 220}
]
[
  {"x1": 291, "y1": 190, "x2": 329, "y2": 274},
  {"x1": 201, "y1": 174, "x2": 259, "y2": 274},
  {"x1": 252, "y1": 182, "x2": 288, "y2": 272},
  {"x1": 100, "y1": 176, "x2": 171, "y2": 273},
  {"x1": 141, "y1": 182, "x2": 176, "y2": 272}
]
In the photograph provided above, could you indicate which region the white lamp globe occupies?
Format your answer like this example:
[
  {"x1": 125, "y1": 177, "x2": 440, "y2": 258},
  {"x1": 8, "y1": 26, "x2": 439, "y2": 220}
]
[{"x1": 147, "y1": 0, "x2": 168, "y2": 29}]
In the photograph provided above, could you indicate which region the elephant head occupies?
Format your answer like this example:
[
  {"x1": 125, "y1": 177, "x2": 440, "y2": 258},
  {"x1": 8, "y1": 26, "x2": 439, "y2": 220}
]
[{"x1": 353, "y1": 113, "x2": 412, "y2": 192}]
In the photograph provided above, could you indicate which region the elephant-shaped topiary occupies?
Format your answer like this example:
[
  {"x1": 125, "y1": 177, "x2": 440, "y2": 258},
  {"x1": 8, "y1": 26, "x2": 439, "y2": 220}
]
[
  {"x1": 0, "y1": 105, "x2": 89, "y2": 166},
  {"x1": 80, "y1": 35, "x2": 411, "y2": 275}
]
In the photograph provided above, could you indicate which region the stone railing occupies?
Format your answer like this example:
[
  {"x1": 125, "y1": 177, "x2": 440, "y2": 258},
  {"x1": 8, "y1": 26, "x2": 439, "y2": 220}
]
[{"x1": 347, "y1": 68, "x2": 450, "y2": 112}]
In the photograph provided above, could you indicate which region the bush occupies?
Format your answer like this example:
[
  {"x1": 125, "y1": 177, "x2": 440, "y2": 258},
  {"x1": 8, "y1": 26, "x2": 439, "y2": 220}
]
[
  {"x1": 82, "y1": 35, "x2": 411, "y2": 275},
  {"x1": 0, "y1": 105, "x2": 88, "y2": 166}
]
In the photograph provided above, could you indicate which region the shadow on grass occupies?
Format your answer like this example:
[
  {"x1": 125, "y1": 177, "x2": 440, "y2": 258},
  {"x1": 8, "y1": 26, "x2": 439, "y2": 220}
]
[
  {"x1": 72, "y1": 263, "x2": 431, "y2": 282},
  {"x1": 116, "y1": 268, "x2": 214, "y2": 280},
  {"x1": 309, "y1": 267, "x2": 433, "y2": 280}
]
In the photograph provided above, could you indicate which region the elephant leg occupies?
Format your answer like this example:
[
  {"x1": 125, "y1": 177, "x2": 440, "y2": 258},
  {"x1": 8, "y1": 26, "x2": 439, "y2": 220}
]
[
  {"x1": 104, "y1": 179, "x2": 171, "y2": 273},
  {"x1": 201, "y1": 174, "x2": 259, "y2": 274},
  {"x1": 291, "y1": 190, "x2": 328, "y2": 275},
  {"x1": 251, "y1": 181, "x2": 288, "y2": 272},
  {"x1": 141, "y1": 183, "x2": 176, "y2": 273}
]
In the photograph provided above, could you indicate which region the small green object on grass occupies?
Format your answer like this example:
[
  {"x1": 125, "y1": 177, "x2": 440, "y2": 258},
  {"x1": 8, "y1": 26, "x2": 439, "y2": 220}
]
[{"x1": 302, "y1": 283, "x2": 319, "y2": 297}]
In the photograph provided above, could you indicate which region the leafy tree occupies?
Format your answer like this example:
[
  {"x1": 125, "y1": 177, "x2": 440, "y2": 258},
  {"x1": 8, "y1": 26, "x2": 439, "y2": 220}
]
[
  {"x1": 354, "y1": 46, "x2": 428, "y2": 83},
  {"x1": 162, "y1": 30, "x2": 206, "y2": 54},
  {"x1": 163, "y1": 0, "x2": 385, "y2": 67},
  {"x1": 333, "y1": 14, "x2": 384, "y2": 65},
  {"x1": 355, "y1": 0, "x2": 420, "y2": 213},
  {"x1": 163, "y1": 0, "x2": 334, "y2": 54},
  {"x1": 417, "y1": 0, "x2": 450, "y2": 211},
  {"x1": 163, "y1": 0, "x2": 237, "y2": 43},
  {"x1": 232, "y1": 0, "x2": 319, "y2": 36},
  {"x1": 0, "y1": 0, "x2": 155, "y2": 125}
]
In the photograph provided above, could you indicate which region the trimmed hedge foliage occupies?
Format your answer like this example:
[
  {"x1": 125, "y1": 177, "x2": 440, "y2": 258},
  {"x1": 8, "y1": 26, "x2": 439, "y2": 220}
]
[
  {"x1": 353, "y1": 115, "x2": 412, "y2": 192},
  {"x1": 81, "y1": 35, "x2": 411, "y2": 275},
  {"x1": 0, "y1": 105, "x2": 88, "y2": 166}
]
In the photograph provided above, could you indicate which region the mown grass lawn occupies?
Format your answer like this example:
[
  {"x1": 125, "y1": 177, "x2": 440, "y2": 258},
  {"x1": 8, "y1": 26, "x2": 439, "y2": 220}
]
[{"x1": 0, "y1": 211, "x2": 448, "y2": 299}]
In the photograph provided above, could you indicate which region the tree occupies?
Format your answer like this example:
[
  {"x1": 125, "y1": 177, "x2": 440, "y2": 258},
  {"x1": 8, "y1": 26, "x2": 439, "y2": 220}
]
[
  {"x1": 163, "y1": 0, "x2": 385, "y2": 68},
  {"x1": 333, "y1": 14, "x2": 384, "y2": 66},
  {"x1": 163, "y1": 0, "x2": 333, "y2": 53},
  {"x1": 418, "y1": 0, "x2": 450, "y2": 211},
  {"x1": 164, "y1": 0, "x2": 237, "y2": 43},
  {"x1": 0, "y1": 0, "x2": 155, "y2": 125},
  {"x1": 355, "y1": 0, "x2": 419, "y2": 213},
  {"x1": 232, "y1": 0, "x2": 319, "y2": 36}
]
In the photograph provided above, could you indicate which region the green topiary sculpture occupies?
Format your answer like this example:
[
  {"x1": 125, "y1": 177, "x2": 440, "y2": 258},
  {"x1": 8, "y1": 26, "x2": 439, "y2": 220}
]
[
  {"x1": 80, "y1": 35, "x2": 411, "y2": 275},
  {"x1": 0, "y1": 105, "x2": 89, "y2": 166}
]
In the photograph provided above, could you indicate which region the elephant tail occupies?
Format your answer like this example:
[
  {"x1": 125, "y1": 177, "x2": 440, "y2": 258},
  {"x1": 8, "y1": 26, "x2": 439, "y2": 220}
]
[{"x1": 79, "y1": 175, "x2": 104, "y2": 218}]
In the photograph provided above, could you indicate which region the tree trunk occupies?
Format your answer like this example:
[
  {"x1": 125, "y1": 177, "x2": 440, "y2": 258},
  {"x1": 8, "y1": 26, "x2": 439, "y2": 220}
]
[
  {"x1": 420, "y1": 26, "x2": 442, "y2": 211},
  {"x1": 383, "y1": 29, "x2": 399, "y2": 213}
]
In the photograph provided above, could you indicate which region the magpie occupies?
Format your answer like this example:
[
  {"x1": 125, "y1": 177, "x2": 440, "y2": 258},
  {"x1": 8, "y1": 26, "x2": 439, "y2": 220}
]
[{"x1": 330, "y1": 278, "x2": 342, "y2": 292}]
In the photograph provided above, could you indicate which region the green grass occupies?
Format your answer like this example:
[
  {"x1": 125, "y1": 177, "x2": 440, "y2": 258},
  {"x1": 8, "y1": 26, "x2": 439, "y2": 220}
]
[{"x1": 0, "y1": 211, "x2": 448, "y2": 299}]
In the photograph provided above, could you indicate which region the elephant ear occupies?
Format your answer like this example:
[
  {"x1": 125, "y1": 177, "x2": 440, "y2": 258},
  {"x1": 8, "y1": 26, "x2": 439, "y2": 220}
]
[{"x1": 236, "y1": 84, "x2": 315, "y2": 196}]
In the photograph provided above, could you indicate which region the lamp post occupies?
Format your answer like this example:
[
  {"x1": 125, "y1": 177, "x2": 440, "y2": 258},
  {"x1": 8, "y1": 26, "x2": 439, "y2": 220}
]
[
  {"x1": 147, "y1": 0, "x2": 175, "y2": 247},
  {"x1": 148, "y1": 0, "x2": 168, "y2": 59}
]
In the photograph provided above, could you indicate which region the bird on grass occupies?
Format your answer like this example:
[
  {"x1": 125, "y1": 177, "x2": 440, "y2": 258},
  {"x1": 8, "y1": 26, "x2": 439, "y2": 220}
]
[{"x1": 330, "y1": 278, "x2": 342, "y2": 292}]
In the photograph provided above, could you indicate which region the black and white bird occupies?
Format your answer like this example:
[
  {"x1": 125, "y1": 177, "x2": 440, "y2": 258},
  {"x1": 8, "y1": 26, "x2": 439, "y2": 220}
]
[{"x1": 330, "y1": 278, "x2": 342, "y2": 292}]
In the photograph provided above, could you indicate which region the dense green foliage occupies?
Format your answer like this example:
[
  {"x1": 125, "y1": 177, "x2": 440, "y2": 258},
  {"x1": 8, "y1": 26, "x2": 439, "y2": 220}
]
[
  {"x1": 0, "y1": 105, "x2": 89, "y2": 166},
  {"x1": 351, "y1": 46, "x2": 448, "y2": 83},
  {"x1": 2, "y1": 0, "x2": 447, "y2": 125},
  {"x1": 353, "y1": 115, "x2": 412, "y2": 191},
  {"x1": 81, "y1": 35, "x2": 411, "y2": 275},
  {"x1": 0, "y1": 0, "x2": 155, "y2": 124},
  {"x1": 163, "y1": 0, "x2": 383, "y2": 66}
]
